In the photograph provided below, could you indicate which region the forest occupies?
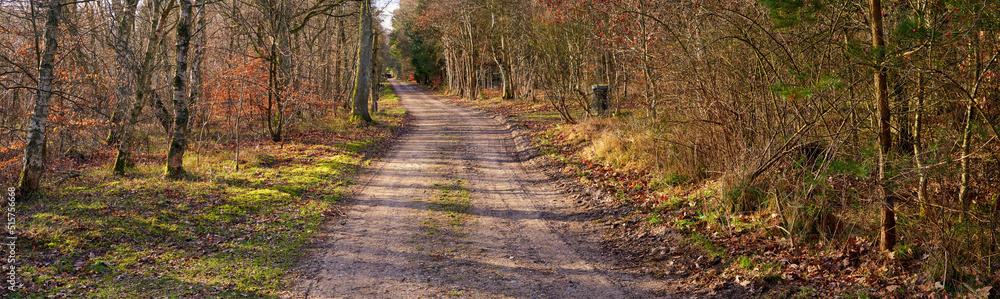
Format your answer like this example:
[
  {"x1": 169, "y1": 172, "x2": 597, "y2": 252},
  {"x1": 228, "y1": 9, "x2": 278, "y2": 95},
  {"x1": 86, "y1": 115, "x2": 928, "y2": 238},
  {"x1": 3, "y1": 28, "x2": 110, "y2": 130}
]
[
  {"x1": 0, "y1": 0, "x2": 997, "y2": 297},
  {"x1": 389, "y1": 0, "x2": 999, "y2": 296}
]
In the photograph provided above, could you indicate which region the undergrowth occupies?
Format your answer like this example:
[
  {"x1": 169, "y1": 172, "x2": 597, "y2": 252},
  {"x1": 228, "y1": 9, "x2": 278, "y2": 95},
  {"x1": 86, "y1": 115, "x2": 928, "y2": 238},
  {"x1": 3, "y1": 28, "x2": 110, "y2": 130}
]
[{"x1": 450, "y1": 90, "x2": 999, "y2": 298}]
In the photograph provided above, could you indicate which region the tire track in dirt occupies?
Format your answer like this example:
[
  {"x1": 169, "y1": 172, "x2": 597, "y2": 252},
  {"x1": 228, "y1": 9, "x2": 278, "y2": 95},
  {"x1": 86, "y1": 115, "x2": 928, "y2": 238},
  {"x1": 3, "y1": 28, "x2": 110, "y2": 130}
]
[{"x1": 287, "y1": 80, "x2": 658, "y2": 298}]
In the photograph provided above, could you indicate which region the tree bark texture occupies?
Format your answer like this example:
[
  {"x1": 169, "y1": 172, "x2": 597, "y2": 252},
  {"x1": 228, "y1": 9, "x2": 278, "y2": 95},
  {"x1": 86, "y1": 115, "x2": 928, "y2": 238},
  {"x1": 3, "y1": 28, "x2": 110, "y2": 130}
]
[
  {"x1": 17, "y1": 0, "x2": 62, "y2": 200},
  {"x1": 264, "y1": 0, "x2": 291, "y2": 142},
  {"x1": 166, "y1": 0, "x2": 193, "y2": 179},
  {"x1": 106, "y1": 0, "x2": 140, "y2": 146},
  {"x1": 189, "y1": 0, "x2": 206, "y2": 129},
  {"x1": 114, "y1": 0, "x2": 174, "y2": 174},
  {"x1": 351, "y1": 0, "x2": 373, "y2": 122},
  {"x1": 914, "y1": 73, "x2": 928, "y2": 217},
  {"x1": 370, "y1": 31, "x2": 379, "y2": 113},
  {"x1": 871, "y1": 0, "x2": 896, "y2": 251}
]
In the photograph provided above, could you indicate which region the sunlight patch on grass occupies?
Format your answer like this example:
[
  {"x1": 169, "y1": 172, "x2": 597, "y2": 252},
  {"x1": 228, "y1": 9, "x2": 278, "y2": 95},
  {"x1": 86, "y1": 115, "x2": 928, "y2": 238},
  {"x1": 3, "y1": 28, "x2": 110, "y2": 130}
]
[{"x1": 17, "y1": 100, "x2": 407, "y2": 296}]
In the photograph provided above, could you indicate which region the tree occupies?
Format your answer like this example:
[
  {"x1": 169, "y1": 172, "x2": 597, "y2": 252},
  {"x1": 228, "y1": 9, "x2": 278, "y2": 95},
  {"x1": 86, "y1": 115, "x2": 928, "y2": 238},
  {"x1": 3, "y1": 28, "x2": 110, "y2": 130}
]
[
  {"x1": 351, "y1": 0, "x2": 373, "y2": 122},
  {"x1": 113, "y1": 0, "x2": 175, "y2": 175},
  {"x1": 16, "y1": 0, "x2": 62, "y2": 199},
  {"x1": 105, "y1": 0, "x2": 141, "y2": 146},
  {"x1": 870, "y1": 0, "x2": 896, "y2": 252},
  {"x1": 166, "y1": 0, "x2": 194, "y2": 179}
]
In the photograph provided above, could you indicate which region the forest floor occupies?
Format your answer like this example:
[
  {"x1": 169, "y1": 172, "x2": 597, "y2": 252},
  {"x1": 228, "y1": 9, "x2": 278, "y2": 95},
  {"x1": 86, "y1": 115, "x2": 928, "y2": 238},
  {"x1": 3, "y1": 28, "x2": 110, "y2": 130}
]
[
  {"x1": 6, "y1": 89, "x2": 408, "y2": 297},
  {"x1": 442, "y1": 93, "x2": 987, "y2": 298}
]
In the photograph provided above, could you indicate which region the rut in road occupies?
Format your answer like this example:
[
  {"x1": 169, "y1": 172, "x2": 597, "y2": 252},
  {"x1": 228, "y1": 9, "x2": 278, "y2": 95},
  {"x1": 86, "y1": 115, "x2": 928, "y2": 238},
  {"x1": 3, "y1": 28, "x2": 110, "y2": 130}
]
[{"x1": 288, "y1": 80, "x2": 656, "y2": 298}]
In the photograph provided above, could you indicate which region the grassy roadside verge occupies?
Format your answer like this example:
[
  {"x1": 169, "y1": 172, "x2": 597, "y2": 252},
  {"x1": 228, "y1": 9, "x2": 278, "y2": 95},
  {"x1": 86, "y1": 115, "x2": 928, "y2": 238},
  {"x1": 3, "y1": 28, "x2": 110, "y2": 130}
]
[
  {"x1": 440, "y1": 90, "x2": 962, "y2": 298},
  {"x1": 7, "y1": 89, "x2": 408, "y2": 298}
]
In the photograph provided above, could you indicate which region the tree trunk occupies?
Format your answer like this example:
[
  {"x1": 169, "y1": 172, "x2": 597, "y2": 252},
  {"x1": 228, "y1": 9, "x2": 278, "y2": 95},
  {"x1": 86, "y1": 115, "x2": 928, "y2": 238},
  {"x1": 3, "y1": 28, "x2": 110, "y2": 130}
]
[
  {"x1": 496, "y1": 44, "x2": 513, "y2": 99},
  {"x1": 370, "y1": 31, "x2": 380, "y2": 113},
  {"x1": 114, "y1": 0, "x2": 172, "y2": 174},
  {"x1": 150, "y1": 18, "x2": 173, "y2": 135},
  {"x1": 152, "y1": 90, "x2": 173, "y2": 134},
  {"x1": 958, "y1": 31, "x2": 986, "y2": 208},
  {"x1": 895, "y1": 73, "x2": 912, "y2": 153},
  {"x1": 351, "y1": 0, "x2": 373, "y2": 122},
  {"x1": 338, "y1": 18, "x2": 349, "y2": 110},
  {"x1": 17, "y1": 0, "x2": 62, "y2": 200},
  {"x1": 333, "y1": 18, "x2": 343, "y2": 106},
  {"x1": 488, "y1": 11, "x2": 513, "y2": 100},
  {"x1": 959, "y1": 97, "x2": 974, "y2": 206},
  {"x1": 265, "y1": 43, "x2": 282, "y2": 141},
  {"x1": 268, "y1": 0, "x2": 291, "y2": 142},
  {"x1": 464, "y1": 17, "x2": 477, "y2": 99},
  {"x1": 188, "y1": 1, "x2": 206, "y2": 130},
  {"x1": 871, "y1": 0, "x2": 895, "y2": 251},
  {"x1": 166, "y1": 0, "x2": 193, "y2": 179},
  {"x1": 110, "y1": 0, "x2": 140, "y2": 173},
  {"x1": 914, "y1": 73, "x2": 928, "y2": 217},
  {"x1": 106, "y1": 0, "x2": 140, "y2": 146}
]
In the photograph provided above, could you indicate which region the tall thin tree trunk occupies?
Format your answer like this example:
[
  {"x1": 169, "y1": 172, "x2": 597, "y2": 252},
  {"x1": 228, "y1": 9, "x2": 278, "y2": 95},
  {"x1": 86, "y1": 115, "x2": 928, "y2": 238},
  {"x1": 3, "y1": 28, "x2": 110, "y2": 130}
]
[
  {"x1": 17, "y1": 0, "x2": 62, "y2": 200},
  {"x1": 959, "y1": 98, "x2": 974, "y2": 206},
  {"x1": 489, "y1": 11, "x2": 513, "y2": 100},
  {"x1": 640, "y1": 19, "x2": 658, "y2": 119},
  {"x1": 464, "y1": 17, "x2": 477, "y2": 99},
  {"x1": 151, "y1": 24, "x2": 173, "y2": 135},
  {"x1": 914, "y1": 73, "x2": 928, "y2": 217},
  {"x1": 496, "y1": 41, "x2": 513, "y2": 99},
  {"x1": 106, "y1": 0, "x2": 139, "y2": 146},
  {"x1": 351, "y1": 0, "x2": 373, "y2": 122},
  {"x1": 895, "y1": 73, "x2": 912, "y2": 153},
  {"x1": 188, "y1": 0, "x2": 206, "y2": 130},
  {"x1": 114, "y1": 0, "x2": 172, "y2": 174},
  {"x1": 444, "y1": 42, "x2": 454, "y2": 93},
  {"x1": 110, "y1": 0, "x2": 140, "y2": 173},
  {"x1": 265, "y1": 49, "x2": 277, "y2": 139},
  {"x1": 269, "y1": 0, "x2": 290, "y2": 142},
  {"x1": 337, "y1": 18, "x2": 348, "y2": 110},
  {"x1": 166, "y1": 0, "x2": 193, "y2": 179},
  {"x1": 370, "y1": 32, "x2": 380, "y2": 113},
  {"x1": 958, "y1": 31, "x2": 985, "y2": 208},
  {"x1": 333, "y1": 18, "x2": 343, "y2": 106},
  {"x1": 871, "y1": 0, "x2": 896, "y2": 251}
]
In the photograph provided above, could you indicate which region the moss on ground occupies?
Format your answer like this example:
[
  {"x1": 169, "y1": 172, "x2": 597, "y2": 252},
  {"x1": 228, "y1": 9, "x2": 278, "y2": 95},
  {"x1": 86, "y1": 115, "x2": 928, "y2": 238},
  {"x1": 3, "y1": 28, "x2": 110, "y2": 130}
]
[{"x1": 10, "y1": 90, "x2": 408, "y2": 297}]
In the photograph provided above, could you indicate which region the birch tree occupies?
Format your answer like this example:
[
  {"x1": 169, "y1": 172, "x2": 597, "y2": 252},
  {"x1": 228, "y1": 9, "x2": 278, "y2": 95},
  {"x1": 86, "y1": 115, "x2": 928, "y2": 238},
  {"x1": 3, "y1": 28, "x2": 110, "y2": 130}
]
[
  {"x1": 16, "y1": 0, "x2": 62, "y2": 199},
  {"x1": 166, "y1": 0, "x2": 193, "y2": 179},
  {"x1": 113, "y1": 0, "x2": 175, "y2": 174}
]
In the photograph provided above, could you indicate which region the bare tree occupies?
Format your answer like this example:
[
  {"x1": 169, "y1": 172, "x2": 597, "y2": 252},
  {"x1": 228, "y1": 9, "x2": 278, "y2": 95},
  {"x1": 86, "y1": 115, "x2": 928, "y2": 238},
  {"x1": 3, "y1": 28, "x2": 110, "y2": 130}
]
[
  {"x1": 112, "y1": 0, "x2": 176, "y2": 174},
  {"x1": 16, "y1": 0, "x2": 62, "y2": 199},
  {"x1": 166, "y1": 0, "x2": 194, "y2": 179},
  {"x1": 105, "y1": 0, "x2": 140, "y2": 146},
  {"x1": 870, "y1": 0, "x2": 896, "y2": 252}
]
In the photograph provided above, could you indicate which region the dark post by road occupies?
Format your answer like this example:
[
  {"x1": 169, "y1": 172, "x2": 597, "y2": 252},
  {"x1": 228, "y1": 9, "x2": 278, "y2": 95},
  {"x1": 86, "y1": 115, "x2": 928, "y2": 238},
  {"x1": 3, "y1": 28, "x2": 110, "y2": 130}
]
[{"x1": 591, "y1": 84, "x2": 609, "y2": 116}]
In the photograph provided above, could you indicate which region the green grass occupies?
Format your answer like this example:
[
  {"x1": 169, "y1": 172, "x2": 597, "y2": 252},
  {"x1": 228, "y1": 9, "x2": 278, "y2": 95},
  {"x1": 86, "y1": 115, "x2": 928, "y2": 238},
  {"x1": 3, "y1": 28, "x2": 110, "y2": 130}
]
[
  {"x1": 428, "y1": 180, "x2": 473, "y2": 226},
  {"x1": 379, "y1": 86, "x2": 406, "y2": 116},
  {"x1": 734, "y1": 255, "x2": 783, "y2": 281},
  {"x1": 688, "y1": 233, "x2": 725, "y2": 259},
  {"x1": 22, "y1": 158, "x2": 347, "y2": 297},
  {"x1": 14, "y1": 101, "x2": 408, "y2": 297},
  {"x1": 648, "y1": 213, "x2": 664, "y2": 224}
]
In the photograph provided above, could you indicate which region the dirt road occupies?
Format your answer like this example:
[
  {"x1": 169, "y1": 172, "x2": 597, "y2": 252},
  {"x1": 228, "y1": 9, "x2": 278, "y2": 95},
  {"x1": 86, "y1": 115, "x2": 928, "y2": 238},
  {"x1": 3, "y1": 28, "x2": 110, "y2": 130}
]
[{"x1": 288, "y1": 80, "x2": 658, "y2": 298}]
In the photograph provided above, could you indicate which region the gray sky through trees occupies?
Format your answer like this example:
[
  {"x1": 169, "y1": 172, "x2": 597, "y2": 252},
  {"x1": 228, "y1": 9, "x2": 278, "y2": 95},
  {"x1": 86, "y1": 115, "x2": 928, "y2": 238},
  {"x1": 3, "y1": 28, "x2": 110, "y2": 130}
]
[{"x1": 376, "y1": 0, "x2": 398, "y2": 30}]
